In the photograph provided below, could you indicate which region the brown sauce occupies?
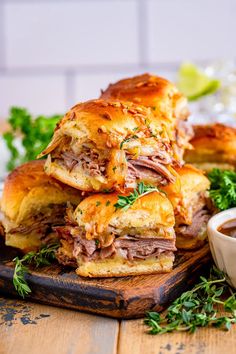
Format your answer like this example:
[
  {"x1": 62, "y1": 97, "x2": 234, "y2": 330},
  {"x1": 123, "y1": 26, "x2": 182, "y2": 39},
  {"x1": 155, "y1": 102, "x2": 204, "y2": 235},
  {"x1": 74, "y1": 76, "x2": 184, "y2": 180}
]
[{"x1": 218, "y1": 218, "x2": 236, "y2": 238}]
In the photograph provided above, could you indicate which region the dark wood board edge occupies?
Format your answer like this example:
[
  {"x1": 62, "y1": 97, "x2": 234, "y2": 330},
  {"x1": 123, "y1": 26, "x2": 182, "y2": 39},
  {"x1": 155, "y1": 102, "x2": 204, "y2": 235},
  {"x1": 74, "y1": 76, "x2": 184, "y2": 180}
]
[{"x1": 0, "y1": 245, "x2": 212, "y2": 319}]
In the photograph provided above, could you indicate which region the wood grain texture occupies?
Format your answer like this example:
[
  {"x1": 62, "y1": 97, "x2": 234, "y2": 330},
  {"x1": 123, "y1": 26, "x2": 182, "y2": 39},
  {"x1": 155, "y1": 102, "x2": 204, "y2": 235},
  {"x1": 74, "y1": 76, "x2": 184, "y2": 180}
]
[
  {"x1": 0, "y1": 296, "x2": 119, "y2": 354},
  {"x1": 0, "y1": 242, "x2": 211, "y2": 319},
  {"x1": 118, "y1": 317, "x2": 236, "y2": 354}
]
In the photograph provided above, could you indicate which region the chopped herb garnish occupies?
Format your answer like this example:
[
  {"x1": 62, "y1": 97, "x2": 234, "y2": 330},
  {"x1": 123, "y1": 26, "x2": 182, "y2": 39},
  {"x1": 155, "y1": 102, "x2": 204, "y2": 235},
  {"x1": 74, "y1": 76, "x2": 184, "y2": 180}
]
[
  {"x1": 96, "y1": 201, "x2": 101, "y2": 207},
  {"x1": 13, "y1": 243, "x2": 60, "y2": 298},
  {"x1": 144, "y1": 266, "x2": 236, "y2": 334},
  {"x1": 133, "y1": 127, "x2": 139, "y2": 131},
  {"x1": 106, "y1": 200, "x2": 111, "y2": 206},
  {"x1": 77, "y1": 208, "x2": 83, "y2": 215},
  {"x1": 102, "y1": 189, "x2": 112, "y2": 194},
  {"x1": 112, "y1": 166, "x2": 117, "y2": 172},
  {"x1": 95, "y1": 239, "x2": 100, "y2": 246},
  {"x1": 120, "y1": 135, "x2": 138, "y2": 149},
  {"x1": 114, "y1": 182, "x2": 158, "y2": 211}
]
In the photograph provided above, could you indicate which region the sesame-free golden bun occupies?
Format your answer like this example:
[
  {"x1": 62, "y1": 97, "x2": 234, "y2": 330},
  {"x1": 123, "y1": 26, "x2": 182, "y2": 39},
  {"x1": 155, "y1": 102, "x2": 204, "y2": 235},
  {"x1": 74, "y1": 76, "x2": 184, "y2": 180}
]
[
  {"x1": 101, "y1": 73, "x2": 189, "y2": 123},
  {"x1": 39, "y1": 99, "x2": 175, "y2": 192},
  {"x1": 1, "y1": 160, "x2": 82, "y2": 252},
  {"x1": 162, "y1": 164, "x2": 210, "y2": 225},
  {"x1": 1, "y1": 160, "x2": 82, "y2": 224},
  {"x1": 76, "y1": 252, "x2": 174, "y2": 277},
  {"x1": 74, "y1": 190, "x2": 175, "y2": 241},
  {"x1": 184, "y1": 124, "x2": 236, "y2": 172}
]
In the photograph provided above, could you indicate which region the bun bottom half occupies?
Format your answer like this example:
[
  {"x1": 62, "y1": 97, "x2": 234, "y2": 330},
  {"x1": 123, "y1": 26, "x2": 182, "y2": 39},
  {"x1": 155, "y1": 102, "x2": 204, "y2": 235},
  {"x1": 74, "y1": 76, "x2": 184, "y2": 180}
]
[
  {"x1": 5, "y1": 232, "x2": 57, "y2": 253},
  {"x1": 76, "y1": 252, "x2": 174, "y2": 278}
]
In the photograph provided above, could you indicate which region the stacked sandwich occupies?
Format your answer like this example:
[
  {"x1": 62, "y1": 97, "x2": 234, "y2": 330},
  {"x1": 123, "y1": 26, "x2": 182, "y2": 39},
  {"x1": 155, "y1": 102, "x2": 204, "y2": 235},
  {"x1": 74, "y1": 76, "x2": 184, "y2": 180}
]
[{"x1": 1, "y1": 73, "x2": 211, "y2": 278}]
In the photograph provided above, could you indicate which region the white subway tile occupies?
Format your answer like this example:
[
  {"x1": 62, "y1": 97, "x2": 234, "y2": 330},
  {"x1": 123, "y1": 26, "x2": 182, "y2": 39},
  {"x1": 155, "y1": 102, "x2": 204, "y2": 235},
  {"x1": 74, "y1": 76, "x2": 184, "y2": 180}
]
[
  {"x1": 5, "y1": 1, "x2": 139, "y2": 68},
  {"x1": 147, "y1": 0, "x2": 234, "y2": 63},
  {"x1": 0, "y1": 75, "x2": 67, "y2": 117}
]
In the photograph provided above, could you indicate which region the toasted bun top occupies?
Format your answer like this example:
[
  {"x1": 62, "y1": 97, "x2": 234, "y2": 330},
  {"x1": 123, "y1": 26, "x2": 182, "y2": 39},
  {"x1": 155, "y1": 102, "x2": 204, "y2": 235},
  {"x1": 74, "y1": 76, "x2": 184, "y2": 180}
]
[
  {"x1": 39, "y1": 99, "x2": 170, "y2": 157},
  {"x1": 162, "y1": 164, "x2": 210, "y2": 197},
  {"x1": 74, "y1": 190, "x2": 174, "y2": 239},
  {"x1": 101, "y1": 73, "x2": 189, "y2": 122},
  {"x1": 190, "y1": 124, "x2": 236, "y2": 155},
  {"x1": 1, "y1": 160, "x2": 82, "y2": 223}
]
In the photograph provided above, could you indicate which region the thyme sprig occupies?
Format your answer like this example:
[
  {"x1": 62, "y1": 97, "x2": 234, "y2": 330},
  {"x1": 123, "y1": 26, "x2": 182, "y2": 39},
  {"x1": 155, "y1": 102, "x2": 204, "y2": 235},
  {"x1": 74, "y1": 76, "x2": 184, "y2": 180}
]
[
  {"x1": 144, "y1": 267, "x2": 236, "y2": 334},
  {"x1": 13, "y1": 243, "x2": 59, "y2": 298},
  {"x1": 114, "y1": 182, "x2": 158, "y2": 211}
]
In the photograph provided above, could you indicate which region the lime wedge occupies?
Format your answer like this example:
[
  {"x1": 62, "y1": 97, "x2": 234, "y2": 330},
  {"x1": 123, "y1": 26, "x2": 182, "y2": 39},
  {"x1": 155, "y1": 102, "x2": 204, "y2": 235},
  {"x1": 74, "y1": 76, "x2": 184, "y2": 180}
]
[{"x1": 177, "y1": 62, "x2": 220, "y2": 101}]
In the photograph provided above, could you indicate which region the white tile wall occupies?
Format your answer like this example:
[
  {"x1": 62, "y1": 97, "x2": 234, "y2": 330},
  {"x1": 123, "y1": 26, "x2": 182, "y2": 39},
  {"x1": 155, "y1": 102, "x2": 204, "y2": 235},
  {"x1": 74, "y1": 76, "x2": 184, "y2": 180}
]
[
  {"x1": 5, "y1": 1, "x2": 139, "y2": 68},
  {"x1": 0, "y1": 0, "x2": 235, "y2": 119},
  {"x1": 147, "y1": 0, "x2": 234, "y2": 63},
  {"x1": 0, "y1": 75, "x2": 67, "y2": 117}
]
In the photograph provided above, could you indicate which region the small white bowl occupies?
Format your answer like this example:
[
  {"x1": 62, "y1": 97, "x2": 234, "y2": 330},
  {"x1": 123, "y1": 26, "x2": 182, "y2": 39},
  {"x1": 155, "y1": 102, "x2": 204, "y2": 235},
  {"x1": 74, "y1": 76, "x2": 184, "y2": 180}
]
[{"x1": 207, "y1": 207, "x2": 236, "y2": 288}]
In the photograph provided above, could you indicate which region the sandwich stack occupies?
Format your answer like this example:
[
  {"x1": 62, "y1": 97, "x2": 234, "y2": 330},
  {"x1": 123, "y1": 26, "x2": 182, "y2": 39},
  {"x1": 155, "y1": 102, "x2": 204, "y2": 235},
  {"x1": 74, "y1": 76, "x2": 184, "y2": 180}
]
[{"x1": 1, "y1": 74, "x2": 211, "y2": 278}]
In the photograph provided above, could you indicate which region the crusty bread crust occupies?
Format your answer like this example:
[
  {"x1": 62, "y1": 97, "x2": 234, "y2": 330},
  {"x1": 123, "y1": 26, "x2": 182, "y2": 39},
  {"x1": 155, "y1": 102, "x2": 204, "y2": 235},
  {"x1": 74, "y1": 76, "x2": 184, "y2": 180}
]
[
  {"x1": 184, "y1": 124, "x2": 236, "y2": 166},
  {"x1": 101, "y1": 73, "x2": 189, "y2": 123},
  {"x1": 76, "y1": 252, "x2": 174, "y2": 277},
  {"x1": 1, "y1": 160, "x2": 82, "y2": 223}
]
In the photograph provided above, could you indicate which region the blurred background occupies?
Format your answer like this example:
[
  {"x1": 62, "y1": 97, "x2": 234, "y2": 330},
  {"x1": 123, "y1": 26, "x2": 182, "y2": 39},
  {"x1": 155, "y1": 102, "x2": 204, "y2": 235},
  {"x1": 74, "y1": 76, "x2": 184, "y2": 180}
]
[{"x1": 0, "y1": 0, "x2": 236, "y2": 117}]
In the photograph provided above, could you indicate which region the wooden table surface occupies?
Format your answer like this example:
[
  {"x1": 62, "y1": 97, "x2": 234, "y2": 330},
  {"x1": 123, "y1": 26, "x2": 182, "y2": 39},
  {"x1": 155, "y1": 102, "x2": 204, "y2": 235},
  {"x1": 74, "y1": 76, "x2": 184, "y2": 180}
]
[{"x1": 1, "y1": 295, "x2": 236, "y2": 354}]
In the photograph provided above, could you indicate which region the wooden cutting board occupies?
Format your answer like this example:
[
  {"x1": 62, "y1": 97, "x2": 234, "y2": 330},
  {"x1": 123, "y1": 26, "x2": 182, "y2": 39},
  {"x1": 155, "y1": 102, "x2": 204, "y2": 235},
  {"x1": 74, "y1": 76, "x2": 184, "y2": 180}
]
[{"x1": 0, "y1": 240, "x2": 211, "y2": 319}]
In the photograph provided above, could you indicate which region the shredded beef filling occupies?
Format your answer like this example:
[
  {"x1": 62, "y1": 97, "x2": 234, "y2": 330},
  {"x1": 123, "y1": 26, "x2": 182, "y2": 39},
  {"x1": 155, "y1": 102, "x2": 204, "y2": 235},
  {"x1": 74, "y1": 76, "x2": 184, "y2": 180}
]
[
  {"x1": 126, "y1": 155, "x2": 176, "y2": 186},
  {"x1": 176, "y1": 208, "x2": 210, "y2": 239},
  {"x1": 61, "y1": 147, "x2": 106, "y2": 177},
  {"x1": 57, "y1": 144, "x2": 176, "y2": 186},
  {"x1": 9, "y1": 204, "x2": 67, "y2": 236},
  {"x1": 55, "y1": 226, "x2": 176, "y2": 264}
]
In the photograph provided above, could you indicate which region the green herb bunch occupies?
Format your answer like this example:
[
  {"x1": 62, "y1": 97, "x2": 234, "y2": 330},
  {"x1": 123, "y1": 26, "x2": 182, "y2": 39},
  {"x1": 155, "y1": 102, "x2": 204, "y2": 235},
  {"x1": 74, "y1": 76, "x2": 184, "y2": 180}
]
[
  {"x1": 13, "y1": 243, "x2": 59, "y2": 298},
  {"x1": 114, "y1": 182, "x2": 158, "y2": 211},
  {"x1": 208, "y1": 168, "x2": 236, "y2": 210},
  {"x1": 3, "y1": 107, "x2": 61, "y2": 171},
  {"x1": 144, "y1": 267, "x2": 236, "y2": 334}
]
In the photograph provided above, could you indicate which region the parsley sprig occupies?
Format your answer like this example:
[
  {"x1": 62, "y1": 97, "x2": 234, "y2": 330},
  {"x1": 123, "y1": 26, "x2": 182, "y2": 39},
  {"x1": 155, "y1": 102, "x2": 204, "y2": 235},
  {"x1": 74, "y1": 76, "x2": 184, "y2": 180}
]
[
  {"x1": 114, "y1": 182, "x2": 158, "y2": 211},
  {"x1": 3, "y1": 107, "x2": 61, "y2": 171},
  {"x1": 13, "y1": 243, "x2": 59, "y2": 298},
  {"x1": 144, "y1": 267, "x2": 236, "y2": 334},
  {"x1": 208, "y1": 168, "x2": 236, "y2": 210}
]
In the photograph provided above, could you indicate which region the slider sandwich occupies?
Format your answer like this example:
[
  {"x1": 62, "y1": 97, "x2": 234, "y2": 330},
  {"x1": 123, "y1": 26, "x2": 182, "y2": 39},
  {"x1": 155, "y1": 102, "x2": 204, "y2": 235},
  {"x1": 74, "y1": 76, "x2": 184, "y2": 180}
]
[
  {"x1": 55, "y1": 189, "x2": 176, "y2": 277},
  {"x1": 101, "y1": 73, "x2": 193, "y2": 163},
  {"x1": 0, "y1": 160, "x2": 82, "y2": 252},
  {"x1": 184, "y1": 124, "x2": 236, "y2": 172},
  {"x1": 162, "y1": 165, "x2": 210, "y2": 250},
  {"x1": 39, "y1": 99, "x2": 179, "y2": 192}
]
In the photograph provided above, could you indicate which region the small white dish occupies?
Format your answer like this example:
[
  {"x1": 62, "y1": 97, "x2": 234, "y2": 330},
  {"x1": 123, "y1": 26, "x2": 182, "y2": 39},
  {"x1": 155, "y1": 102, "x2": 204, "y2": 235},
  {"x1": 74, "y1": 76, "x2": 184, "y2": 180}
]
[{"x1": 207, "y1": 208, "x2": 236, "y2": 288}]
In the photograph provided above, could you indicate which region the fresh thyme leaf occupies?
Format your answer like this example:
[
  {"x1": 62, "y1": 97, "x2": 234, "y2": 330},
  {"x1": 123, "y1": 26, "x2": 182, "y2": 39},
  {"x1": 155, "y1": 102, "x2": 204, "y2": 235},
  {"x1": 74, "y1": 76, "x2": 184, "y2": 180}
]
[
  {"x1": 208, "y1": 169, "x2": 236, "y2": 210},
  {"x1": 3, "y1": 107, "x2": 62, "y2": 171},
  {"x1": 144, "y1": 266, "x2": 236, "y2": 334},
  {"x1": 12, "y1": 243, "x2": 59, "y2": 298},
  {"x1": 114, "y1": 182, "x2": 158, "y2": 211}
]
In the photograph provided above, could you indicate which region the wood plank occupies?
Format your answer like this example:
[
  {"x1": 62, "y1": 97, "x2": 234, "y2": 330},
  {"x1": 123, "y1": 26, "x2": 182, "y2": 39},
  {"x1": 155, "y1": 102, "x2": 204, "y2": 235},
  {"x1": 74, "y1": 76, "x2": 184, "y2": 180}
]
[
  {"x1": 0, "y1": 241, "x2": 211, "y2": 319},
  {"x1": 0, "y1": 296, "x2": 119, "y2": 354},
  {"x1": 118, "y1": 318, "x2": 236, "y2": 354}
]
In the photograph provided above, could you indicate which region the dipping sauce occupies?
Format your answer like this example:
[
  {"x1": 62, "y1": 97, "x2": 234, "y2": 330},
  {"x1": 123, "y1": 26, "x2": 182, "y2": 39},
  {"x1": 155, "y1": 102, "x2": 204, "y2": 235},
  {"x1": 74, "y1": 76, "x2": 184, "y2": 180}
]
[{"x1": 218, "y1": 218, "x2": 236, "y2": 238}]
